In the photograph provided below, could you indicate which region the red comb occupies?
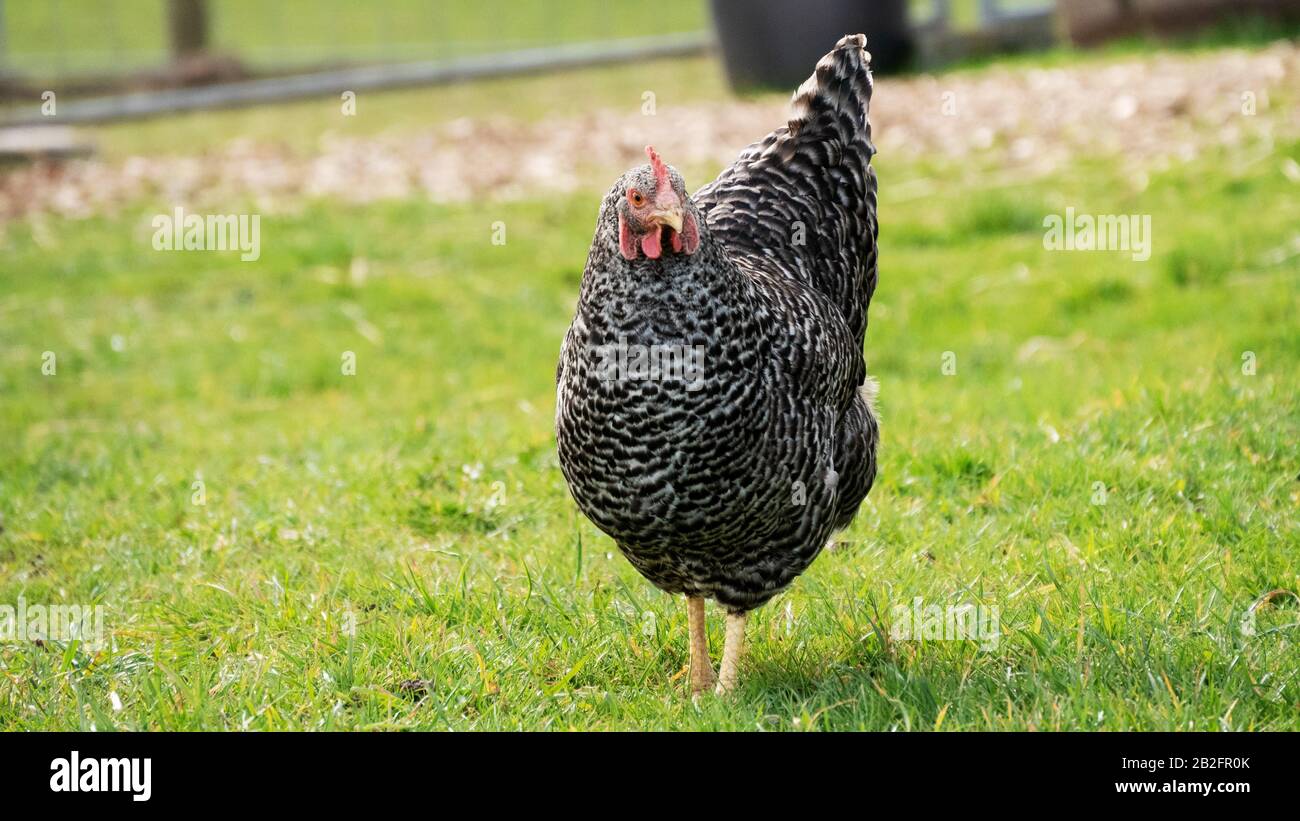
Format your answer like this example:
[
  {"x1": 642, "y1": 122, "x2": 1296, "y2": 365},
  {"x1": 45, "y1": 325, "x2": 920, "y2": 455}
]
[{"x1": 646, "y1": 145, "x2": 671, "y2": 192}]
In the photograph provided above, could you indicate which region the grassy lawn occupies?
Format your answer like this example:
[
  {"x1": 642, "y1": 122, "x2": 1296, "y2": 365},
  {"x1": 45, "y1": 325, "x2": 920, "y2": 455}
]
[
  {"x1": 4, "y1": 0, "x2": 709, "y2": 76},
  {"x1": 1, "y1": 48, "x2": 1298, "y2": 730}
]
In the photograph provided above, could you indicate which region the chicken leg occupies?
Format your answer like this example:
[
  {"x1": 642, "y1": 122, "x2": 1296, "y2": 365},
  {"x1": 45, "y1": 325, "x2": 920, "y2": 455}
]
[
  {"x1": 687, "y1": 596, "x2": 716, "y2": 695},
  {"x1": 715, "y1": 611, "x2": 748, "y2": 695}
]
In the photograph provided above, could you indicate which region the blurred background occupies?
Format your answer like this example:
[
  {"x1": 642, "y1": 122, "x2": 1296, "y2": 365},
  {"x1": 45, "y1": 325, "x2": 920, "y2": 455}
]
[
  {"x1": 0, "y1": 0, "x2": 1296, "y2": 116},
  {"x1": 1, "y1": 0, "x2": 1297, "y2": 207}
]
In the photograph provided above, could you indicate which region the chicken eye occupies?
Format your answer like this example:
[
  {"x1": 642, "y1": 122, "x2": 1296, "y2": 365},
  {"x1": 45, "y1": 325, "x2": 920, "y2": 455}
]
[{"x1": 628, "y1": 189, "x2": 645, "y2": 207}]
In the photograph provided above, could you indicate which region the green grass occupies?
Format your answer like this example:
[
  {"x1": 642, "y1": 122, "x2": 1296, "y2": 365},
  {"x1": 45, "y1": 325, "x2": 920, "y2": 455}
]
[
  {"x1": 1, "y1": 55, "x2": 1299, "y2": 730},
  {"x1": 5, "y1": 0, "x2": 709, "y2": 77}
]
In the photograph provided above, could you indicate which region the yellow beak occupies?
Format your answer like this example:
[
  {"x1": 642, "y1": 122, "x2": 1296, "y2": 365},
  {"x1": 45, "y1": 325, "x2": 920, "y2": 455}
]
[{"x1": 651, "y1": 207, "x2": 683, "y2": 233}]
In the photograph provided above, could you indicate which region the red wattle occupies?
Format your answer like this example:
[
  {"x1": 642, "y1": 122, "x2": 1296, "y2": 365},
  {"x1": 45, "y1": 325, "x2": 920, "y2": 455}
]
[{"x1": 640, "y1": 228, "x2": 662, "y2": 259}]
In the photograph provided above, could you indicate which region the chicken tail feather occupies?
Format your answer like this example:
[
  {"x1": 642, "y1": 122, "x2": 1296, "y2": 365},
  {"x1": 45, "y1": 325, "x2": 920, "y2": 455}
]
[{"x1": 787, "y1": 33, "x2": 874, "y2": 149}]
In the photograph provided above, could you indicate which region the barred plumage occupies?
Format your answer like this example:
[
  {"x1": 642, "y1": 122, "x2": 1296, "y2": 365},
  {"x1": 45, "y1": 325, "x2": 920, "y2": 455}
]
[{"x1": 556, "y1": 35, "x2": 879, "y2": 629}]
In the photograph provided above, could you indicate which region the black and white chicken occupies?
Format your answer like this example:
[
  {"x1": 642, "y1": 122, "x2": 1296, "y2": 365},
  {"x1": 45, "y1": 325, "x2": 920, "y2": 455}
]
[{"x1": 556, "y1": 35, "x2": 879, "y2": 695}]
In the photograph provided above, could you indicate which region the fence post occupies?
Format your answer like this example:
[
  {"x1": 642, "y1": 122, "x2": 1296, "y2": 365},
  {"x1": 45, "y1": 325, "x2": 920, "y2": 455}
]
[
  {"x1": 929, "y1": 0, "x2": 952, "y2": 30},
  {"x1": 0, "y1": 0, "x2": 7, "y2": 78},
  {"x1": 168, "y1": 0, "x2": 210, "y2": 59}
]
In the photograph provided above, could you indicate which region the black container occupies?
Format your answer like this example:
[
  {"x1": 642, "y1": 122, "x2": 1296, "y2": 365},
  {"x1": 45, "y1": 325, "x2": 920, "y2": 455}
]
[{"x1": 709, "y1": 0, "x2": 913, "y2": 90}]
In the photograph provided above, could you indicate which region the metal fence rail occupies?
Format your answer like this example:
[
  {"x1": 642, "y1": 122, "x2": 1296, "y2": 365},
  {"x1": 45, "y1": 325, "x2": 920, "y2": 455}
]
[{"x1": 0, "y1": 32, "x2": 712, "y2": 126}]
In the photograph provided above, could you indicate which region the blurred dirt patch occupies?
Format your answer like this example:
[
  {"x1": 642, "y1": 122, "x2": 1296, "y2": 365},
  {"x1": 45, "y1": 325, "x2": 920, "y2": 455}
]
[{"x1": 1, "y1": 42, "x2": 1296, "y2": 221}]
